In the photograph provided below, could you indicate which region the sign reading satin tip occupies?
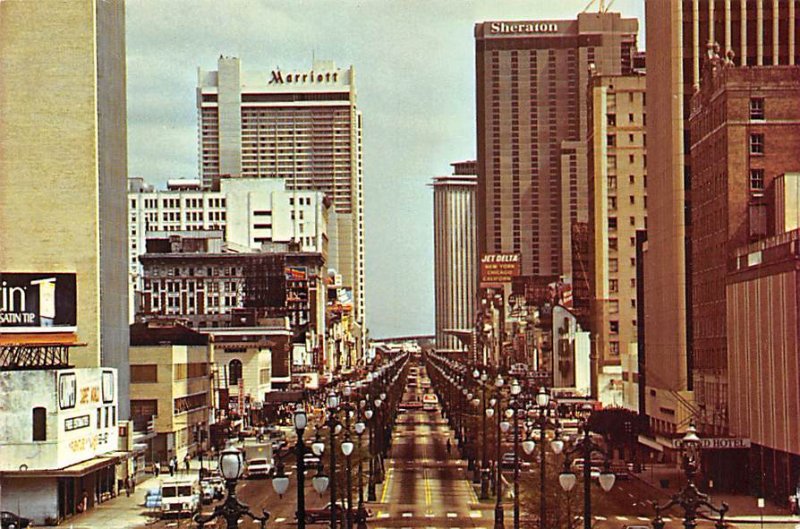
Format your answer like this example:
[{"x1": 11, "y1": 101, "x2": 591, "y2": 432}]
[{"x1": 480, "y1": 253, "x2": 520, "y2": 287}]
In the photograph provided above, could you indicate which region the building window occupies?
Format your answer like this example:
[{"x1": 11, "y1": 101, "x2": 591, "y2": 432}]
[
  {"x1": 608, "y1": 217, "x2": 618, "y2": 229},
  {"x1": 229, "y1": 359, "x2": 243, "y2": 385},
  {"x1": 131, "y1": 364, "x2": 158, "y2": 383},
  {"x1": 609, "y1": 259, "x2": 618, "y2": 272},
  {"x1": 32, "y1": 407, "x2": 46, "y2": 441},
  {"x1": 607, "y1": 134, "x2": 616, "y2": 147},
  {"x1": 749, "y1": 98, "x2": 765, "y2": 120},
  {"x1": 610, "y1": 321, "x2": 619, "y2": 334},
  {"x1": 609, "y1": 342, "x2": 620, "y2": 355},
  {"x1": 750, "y1": 169, "x2": 765, "y2": 190},
  {"x1": 609, "y1": 279, "x2": 619, "y2": 293},
  {"x1": 609, "y1": 238, "x2": 618, "y2": 250},
  {"x1": 749, "y1": 134, "x2": 764, "y2": 155}
]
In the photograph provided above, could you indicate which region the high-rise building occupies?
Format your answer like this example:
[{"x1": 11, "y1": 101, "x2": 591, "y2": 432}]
[
  {"x1": 475, "y1": 13, "x2": 638, "y2": 284},
  {"x1": 587, "y1": 73, "x2": 648, "y2": 392},
  {"x1": 644, "y1": 0, "x2": 800, "y2": 437},
  {"x1": 197, "y1": 57, "x2": 365, "y2": 326},
  {"x1": 128, "y1": 177, "x2": 330, "y2": 292},
  {"x1": 0, "y1": 0, "x2": 129, "y2": 522},
  {"x1": 0, "y1": 0, "x2": 129, "y2": 408},
  {"x1": 432, "y1": 161, "x2": 478, "y2": 353}
]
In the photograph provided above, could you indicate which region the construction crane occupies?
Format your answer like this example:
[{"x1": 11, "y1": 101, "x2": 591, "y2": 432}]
[{"x1": 583, "y1": 0, "x2": 616, "y2": 13}]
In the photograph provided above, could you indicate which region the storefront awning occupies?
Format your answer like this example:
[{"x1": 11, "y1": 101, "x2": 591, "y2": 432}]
[
  {"x1": 0, "y1": 454, "x2": 121, "y2": 478},
  {"x1": 638, "y1": 435, "x2": 665, "y2": 452},
  {"x1": 265, "y1": 390, "x2": 304, "y2": 403}
]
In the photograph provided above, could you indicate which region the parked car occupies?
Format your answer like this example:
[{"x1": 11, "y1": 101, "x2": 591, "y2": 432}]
[
  {"x1": 200, "y1": 481, "x2": 215, "y2": 504},
  {"x1": 302, "y1": 452, "x2": 321, "y2": 467},
  {"x1": 0, "y1": 512, "x2": 30, "y2": 529},
  {"x1": 501, "y1": 452, "x2": 531, "y2": 470},
  {"x1": 205, "y1": 476, "x2": 225, "y2": 500}
]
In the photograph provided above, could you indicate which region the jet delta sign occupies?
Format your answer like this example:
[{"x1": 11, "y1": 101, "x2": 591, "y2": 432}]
[{"x1": 489, "y1": 21, "x2": 560, "y2": 35}]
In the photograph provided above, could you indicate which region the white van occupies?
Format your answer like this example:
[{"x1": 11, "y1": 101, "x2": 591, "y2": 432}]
[{"x1": 160, "y1": 477, "x2": 200, "y2": 517}]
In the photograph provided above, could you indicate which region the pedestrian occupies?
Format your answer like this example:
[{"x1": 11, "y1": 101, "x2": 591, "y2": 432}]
[
  {"x1": 168, "y1": 457, "x2": 175, "y2": 477},
  {"x1": 446, "y1": 438, "x2": 452, "y2": 456},
  {"x1": 125, "y1": 476, "x2": 131, "y2": 497},
  {"x1": 184, "y1": 453, "x2": 190, "y2": 473},
  {"x1": 154, "y1": 460, "x2": 160, "y2": 477}
]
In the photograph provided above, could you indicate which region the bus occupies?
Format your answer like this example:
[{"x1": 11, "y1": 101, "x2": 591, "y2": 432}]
[{"x1": 422, "y1": 393, "x2": 439, "y2": 411}]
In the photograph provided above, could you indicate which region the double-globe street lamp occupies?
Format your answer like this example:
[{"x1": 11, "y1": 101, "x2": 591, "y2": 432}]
[
  {"x1": 195, "y1": 447, "x2": 270, "y2": 529},
  {"x1": 271, "y1": 404, "x2": 330, "y2": 529},
  {"x1": 486, "y1": 373, "x2": 505, "y2": 529},
  {"x1": 521, "y1": 387, "x2": 565, "y2": 529},
  {"x1": 558, "y1": 405, "x2": 616, "y2": 529},
  {"x1": 652, "y1": 423, "x2": 729, "y2": 529},
  {"x1": 474, "y1": 368, "x2": 492, "y2": 498}
]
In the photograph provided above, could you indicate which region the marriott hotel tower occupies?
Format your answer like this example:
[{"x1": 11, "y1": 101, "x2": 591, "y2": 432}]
[
  {"x1": 197, "y1": 57, "x2": 365, "y2": 323},
  {"x1": 475, "y1": 13, "x2": 638, "y2": 280}
]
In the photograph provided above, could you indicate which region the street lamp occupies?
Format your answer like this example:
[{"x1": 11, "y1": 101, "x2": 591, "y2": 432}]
[
  {"x1": 195, "y1": 447, "x2": 270, "y2": 529},
  {"x1": 341, "y1": 434, "x2": 355, "y2": 529},
  {"x1": 493, "y1": 374, "x2": 505, "y2": 529},
  {"x1": 509, "y1": 379, "x2": 522, "y2": 529},
  {"x1": 652, "y1": 423, "x2": 729, "y2": 529},
  {"x1": 475, "y1": 368, "x2": 491, "y2": 499},
  {"x1": 354, "y1": 413, "x2": 368, "y2": 529},
  {"x1": 295, "y1": 404, "x2": 309, "y2": 529},
  {"x1": 326, "y1": 391, "x2": 340, "y2": 529},
  {"x1": 531, "y1": 386, "x2": 563, "y2": 529},
  {"x1": 559, "y1": 405, "x2": 616, "y2": 529}
]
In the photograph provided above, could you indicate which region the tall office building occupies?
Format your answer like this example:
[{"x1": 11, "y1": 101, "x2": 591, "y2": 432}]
[
  {"x1": 0, "y1": 0, "x2": 130, "y2": 414},
  {"x1": 475, "y1": 13, "x2": 638, "y2": 283},
  {"x1": 432, "y1": 161, "x2": 478, "y2": 353},
  {"x1": 587, "y1": 73, "x2": 648, "y2": 375},
  {"x1": 197, "y1": 57, "x2": 365, "y2": 325},
  {"x1": 644, "y1": 0, "x2": 800, "y2": 437}
]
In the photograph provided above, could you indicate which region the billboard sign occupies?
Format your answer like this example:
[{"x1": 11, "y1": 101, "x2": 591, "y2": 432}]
[
  {"x1": 480, "y1": 254, "x2": 521, "y2": 287},
  {"x1": 0, "y1": 273, "x2": 77, "y2": 332}
]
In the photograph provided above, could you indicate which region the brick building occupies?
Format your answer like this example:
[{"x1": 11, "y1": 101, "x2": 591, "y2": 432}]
[{"x1": 689, "y1": 60, "x2": 800, "y2": 491}]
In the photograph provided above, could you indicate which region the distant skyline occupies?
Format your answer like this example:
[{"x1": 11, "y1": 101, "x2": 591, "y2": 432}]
[{"x1": 126, "y1": 0, "x2": 646, "y2": 338}]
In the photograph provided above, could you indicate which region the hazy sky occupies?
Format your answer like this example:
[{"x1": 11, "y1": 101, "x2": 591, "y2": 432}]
[{"x1": 126, "y1": 0, "x2": 645, "y2": 339}]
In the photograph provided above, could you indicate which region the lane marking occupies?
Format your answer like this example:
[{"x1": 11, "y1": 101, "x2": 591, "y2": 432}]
[
  {"x1": 617, "y1": 516, "x2": 629, "y2": 521},
  {"x1": 379, "y1": 512, "x2": 391, "y2": 519},
  {"x1": 663, "y1": 517, "x2": 673, "y2": 522},
  {"x1": 402, "y1": 512, "x2": 413, "y2": 518},
  {"x1": 595, "y1": 516, "x2": 607, "y2": 520},
  {"x1": 380, "y1": 467, "x2": 394, "y2": 503},
  {"x1": 447, "y1": 512, "x2": 458, "y2": 518},
  {"x1": 275, "y1": 517, "x2": 286, "y2": 523},
  {"x1": 638, "y1": 517, "x2": 651, "y2": 521},
  {"x1": 470, "y1": 511, "x2": 483, "y2": 518}
]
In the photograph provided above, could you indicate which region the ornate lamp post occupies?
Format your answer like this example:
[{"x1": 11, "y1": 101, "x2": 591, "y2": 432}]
[
  {"x1": 195, "y1": 447, "x2": 270, "y2": 529},
  {"x1": 525, "y1": 386, "x2": 564, "y2": 529},
  {"x1": 652, "y1": 423, "x2": 729, "y2": 529},
  {"x1": 354, "y1": 407, "x2": 368, "y2": 529},
  {"x1": 509, "y1": 379, "x2": 522, "y2": 529},
  {"x1": 474, "y1": 368, "x2": 491, "y2": 498},
  {"x1": 492, "y1": 373, "x2": 505, "y2": 529},
  {"x1": 559, "y1": 405, "x2": 616, "y2": 529},
  {"x1": 326, "y1": 390, "x2": 340, "y2": 529}
]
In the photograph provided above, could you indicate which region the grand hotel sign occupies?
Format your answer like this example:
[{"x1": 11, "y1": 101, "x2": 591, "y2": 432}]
[{"x1": 489, "y1": 21, "x2": 559, "y2": 34}]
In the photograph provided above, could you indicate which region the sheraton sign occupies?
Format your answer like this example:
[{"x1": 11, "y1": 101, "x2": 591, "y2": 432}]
[{"x1": 489, "y1": 21, "x2": 559, "y2": 34}]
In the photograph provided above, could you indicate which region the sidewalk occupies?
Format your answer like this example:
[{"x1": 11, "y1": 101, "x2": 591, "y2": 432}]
[
  {"x1": 632, "y1": 464, "x2": 800, "y2": 523},
  {"x1": 65, "y1": 461, "x2": 212, "y2": 529}
]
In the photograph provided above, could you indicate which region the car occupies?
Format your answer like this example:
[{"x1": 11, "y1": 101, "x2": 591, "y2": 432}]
[
  {"x1": 244, "y1": 457, "x2": 274, "y2": 479},
  {"x1": 501, "y1": 452, "x2": 531, "y2": 470},
  {"x1": 303, "y1": 452, "x2": 321, "y2": 467},
  {"x1": 199, "y1": 481, "x2": 215, "y2": 504},
  {"x1": 1, "y1": 511, "x2": 30, "y2": 529}
]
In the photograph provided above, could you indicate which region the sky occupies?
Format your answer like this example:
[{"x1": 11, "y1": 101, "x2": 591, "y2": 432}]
[{"x1": 126, "y1": 0, "x2": 645, "y2": 339}]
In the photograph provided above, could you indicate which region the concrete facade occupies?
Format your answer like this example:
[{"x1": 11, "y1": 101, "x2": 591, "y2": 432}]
[
  {"x1": 432, "y1": 162, "x2": 477, "y2": 352},
  {"x1": 587, "y1": 73, "x2": 648, "y2": 371},
  {"x1": 0, "y1": 0, "x2": 130, "y2": 416},
  {"x1": 129, "y1": 322, "x2": 214, "y2": 463}
]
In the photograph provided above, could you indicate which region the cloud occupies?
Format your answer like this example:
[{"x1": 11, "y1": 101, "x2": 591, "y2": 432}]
[{"x1": 125, "y1": 0, "x2": 645, "y2": 337}]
